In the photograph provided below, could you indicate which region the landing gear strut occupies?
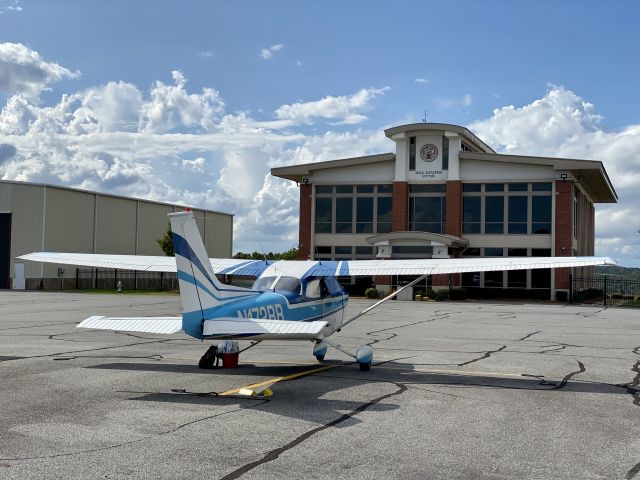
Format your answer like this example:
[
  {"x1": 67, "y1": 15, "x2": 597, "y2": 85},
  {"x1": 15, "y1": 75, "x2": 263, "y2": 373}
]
[{"x1": 319, "y1": 338, "x2": 374, "y2": 371}]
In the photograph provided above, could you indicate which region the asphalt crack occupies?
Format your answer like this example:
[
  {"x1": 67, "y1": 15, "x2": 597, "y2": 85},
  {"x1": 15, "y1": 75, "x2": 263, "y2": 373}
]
[
  {"x1": 518, "y1": 330, "x2": 541, "y2": 341},
  {"x1": 626, "y1": 460, "x2": 640, "y2": 479},
  {"x1": 550, "y1": 360, "x2": 585, "y2": 390},
  {"x1": 617, "y1": 347, "x2": 640, "y2": 407},
  {"x1": 218, "y1": 382, "x2": 408, "y2": 480},
  {"x1": 457, "y1": 345, "x2": 507, "y2": 366}
]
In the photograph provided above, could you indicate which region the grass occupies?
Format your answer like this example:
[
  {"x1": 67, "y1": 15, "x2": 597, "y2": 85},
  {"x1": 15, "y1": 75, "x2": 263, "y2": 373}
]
[{"x1": 619, "y1": 299, "x2": 640, "y2": 308}]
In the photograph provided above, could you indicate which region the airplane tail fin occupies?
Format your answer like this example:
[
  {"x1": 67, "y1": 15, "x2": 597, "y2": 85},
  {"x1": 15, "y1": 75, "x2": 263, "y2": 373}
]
[{"x1": 169, "y1": 210, "x2": 258, "y2": 338}]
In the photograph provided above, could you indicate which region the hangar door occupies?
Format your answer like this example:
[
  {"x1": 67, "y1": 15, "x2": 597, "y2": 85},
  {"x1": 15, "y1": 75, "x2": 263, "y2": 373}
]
[{"x1": 0, "y1": 213, "x2": 11, "y2": 289}]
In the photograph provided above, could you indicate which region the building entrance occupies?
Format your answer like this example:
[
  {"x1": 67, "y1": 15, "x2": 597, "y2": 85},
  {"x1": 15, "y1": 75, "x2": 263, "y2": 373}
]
[{"x1": 0, "y1": 213, "x2": 11, "y2": 289}]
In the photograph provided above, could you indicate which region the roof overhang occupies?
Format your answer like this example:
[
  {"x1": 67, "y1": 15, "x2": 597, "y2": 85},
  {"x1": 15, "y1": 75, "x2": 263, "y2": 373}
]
[
  {"x1": 384, "y1": 123, "x2": 496, "y2": 153},
  {"x1": 460, "y1": 151, "x2": 618, "y2": 203},
  {"x1": 270, "y1": 153, "x2": 395, "y2": 182},
  {"x1": 366, "y1": 231, "x2": 469, "y2": 249}
]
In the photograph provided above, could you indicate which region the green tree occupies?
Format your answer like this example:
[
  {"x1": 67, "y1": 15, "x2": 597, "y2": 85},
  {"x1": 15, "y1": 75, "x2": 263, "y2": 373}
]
[
  {"x1": 157, "y1": 223, "x2": 175, "y2": 256},
  {"x1": 233, "y1": 246, "x2": 299, "y2": 260}
]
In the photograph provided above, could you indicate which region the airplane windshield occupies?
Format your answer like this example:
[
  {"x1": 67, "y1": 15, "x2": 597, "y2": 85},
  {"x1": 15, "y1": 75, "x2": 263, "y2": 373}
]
[
  {"x1": 274, "y1": 276, "x2": 302, "y2": 294},
  {"x1": 251, "y1": 276, "x2": 301, "y2": 295},
  {"x1": 252, "y1": 276, "x2": 277, "y2": 291}
]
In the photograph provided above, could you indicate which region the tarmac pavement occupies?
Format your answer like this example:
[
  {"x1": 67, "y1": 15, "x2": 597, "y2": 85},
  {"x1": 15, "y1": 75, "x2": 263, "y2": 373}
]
[{"x1": 0, "y1": 291, "x2": 639, "y2": 479}]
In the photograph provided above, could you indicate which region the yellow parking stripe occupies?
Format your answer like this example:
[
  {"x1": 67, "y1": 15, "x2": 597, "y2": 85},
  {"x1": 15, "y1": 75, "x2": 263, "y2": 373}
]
[{"x1": 218, "y1": 364, "x2": 338, "y2": 396}]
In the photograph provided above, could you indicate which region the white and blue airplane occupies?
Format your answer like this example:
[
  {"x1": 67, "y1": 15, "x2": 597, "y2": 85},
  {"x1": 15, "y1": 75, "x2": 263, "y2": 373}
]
[{"x1": 20, "y1": 210, "x2": 616, "y2": 371}]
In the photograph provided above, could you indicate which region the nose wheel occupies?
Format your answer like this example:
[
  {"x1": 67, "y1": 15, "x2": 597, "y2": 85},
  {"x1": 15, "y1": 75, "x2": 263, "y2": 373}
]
[{"x1": 356, "y1": 345, "x2": 373, "y2": 371}]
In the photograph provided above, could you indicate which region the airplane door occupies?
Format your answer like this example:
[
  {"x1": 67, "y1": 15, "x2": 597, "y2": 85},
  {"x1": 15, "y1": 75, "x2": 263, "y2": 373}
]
[{"x1": 321, "y1": 277, "x2": 344, "y2": 331}]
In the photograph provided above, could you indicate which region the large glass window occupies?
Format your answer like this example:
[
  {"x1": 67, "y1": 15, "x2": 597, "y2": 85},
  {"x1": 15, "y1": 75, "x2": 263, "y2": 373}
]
[
  {"x1": 508, "y1": 196, "x2": 528, "y2": 234},
  {"x1": 507, "y1": 248, "x2": 527, "y2": 288},
  {"x1": 531, "y1": 248, "x2": 551, "y2": 288},
  {"x1": 410, "y1": 197, "x2": 445, "y2": 233},
  {"x1": 315, "y1": 184, "x2": 392, "y2": 237},
  {"x1": 409, "y1": 136, "x2": 416, "y2": 170},
  {"x1": 442, "y1": 136, "x2": 449, "y2": 170},
  {"x1": 461, "y1": 248, "x2": 481, "y2": 288},
  {"x1": 377, "y1": 197, "x2": 392, "y2": 234},
  {"x1": 532, "y1": 196, "x2": 552, "y2": 234},
  {"x1": 508, "y1": 183, "x2": 528, "y2": 191},
  {"x1": 485, "y1": 196, "x2": 504, "y2": 234},
  {"x1": 463, "y1": 196, "x2": 481, "y2": 233},
  {"x1": 315, "y1": 197, "x2": 332, "y2": 233},
  {"x1": 463, "y1": 183, "x2": 482, "y2": 192},
  {"x1": 484, "y1": 249, "x2": 504, "y2": 287},
  {"x1": 335, "y1": 198, "x2": 353, "y2": 233},
  {"x1": 356, "y1": 197, "x2": 373, "y2": 233},
  {"x1": 336, "y1": 185, "x2": 353, "y2": 194}
]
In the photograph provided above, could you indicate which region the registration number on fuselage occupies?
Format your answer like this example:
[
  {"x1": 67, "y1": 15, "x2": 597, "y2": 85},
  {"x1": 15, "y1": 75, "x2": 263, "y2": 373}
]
[{"x1": 237, "y1": 304, "x2": 285, "y2": 320}]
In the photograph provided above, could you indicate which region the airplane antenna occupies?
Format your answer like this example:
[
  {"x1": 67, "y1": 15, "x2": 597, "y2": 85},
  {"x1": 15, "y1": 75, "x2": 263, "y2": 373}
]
[
  {"x1": 258, "y1": 243, "x2": 268, "y2": 263},
  {"x1": 314, "y1": 246, "x2": 322, "y2": 265}
]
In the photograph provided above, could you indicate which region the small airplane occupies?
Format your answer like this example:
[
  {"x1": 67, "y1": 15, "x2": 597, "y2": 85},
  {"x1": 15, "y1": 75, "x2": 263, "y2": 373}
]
[{"x1": 20, "y1": 210, "x2": 616, "y2": 371}]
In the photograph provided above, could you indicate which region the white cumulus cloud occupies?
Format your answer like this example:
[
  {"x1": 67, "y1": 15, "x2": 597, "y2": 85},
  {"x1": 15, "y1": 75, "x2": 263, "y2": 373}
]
[
  {"x1": 470, "y1": 86, "x2": 640, "y2": 266},
  {"x1": 0, "y1": 42, "x2": 79, "y2": 97},
  {"x1": 0, "y1": 0, "x2": 21, "y2": 14},
  {"x1": 260, "y1": 44, "x2": 284, "y2": 60},
  {"x1": 274, "y1": 87, "x2": 389, "y2": 125},
  {"x1": 139, "y1": 70, "x2": 225, "y2": 133}
]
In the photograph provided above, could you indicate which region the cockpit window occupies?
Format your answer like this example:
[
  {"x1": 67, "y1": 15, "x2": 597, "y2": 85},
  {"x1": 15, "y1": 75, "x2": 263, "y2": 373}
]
[
  {"x1": 274, "y1": 276, "x2": 302, "y2": 294},
  {"x1": 252, "y1": 276, "x2": 277, "y2": 291},
  {"x1": 305, "y1": 278, "x2": 323, "y2": 299},
  {"x1": 323, "y1": 276, "x2": 344, "y2": 295}
]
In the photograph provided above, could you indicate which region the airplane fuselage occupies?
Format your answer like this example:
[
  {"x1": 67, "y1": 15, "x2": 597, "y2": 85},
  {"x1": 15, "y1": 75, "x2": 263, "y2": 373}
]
[{"x1": 181, "y1": 277, "x2": 349, "y2": 340}]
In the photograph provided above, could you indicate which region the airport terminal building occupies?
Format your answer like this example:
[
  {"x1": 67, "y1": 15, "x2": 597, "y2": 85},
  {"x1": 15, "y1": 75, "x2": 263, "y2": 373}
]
[
  {"x1": 272, "y1": 123, "x2": 617, "y2": 299},
  {"x1": 0, "y1": 180, "x2": 233, "y2": 289}
]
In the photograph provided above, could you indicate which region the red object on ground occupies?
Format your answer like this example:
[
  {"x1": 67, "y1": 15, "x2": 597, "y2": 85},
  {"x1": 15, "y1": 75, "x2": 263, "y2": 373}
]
[{"x1": 221, "y1": 352, "x2": 239, "y2": 368}]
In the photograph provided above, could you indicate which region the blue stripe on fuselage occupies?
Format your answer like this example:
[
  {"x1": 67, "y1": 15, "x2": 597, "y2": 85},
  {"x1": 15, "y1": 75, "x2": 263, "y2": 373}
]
[{"x1": 180, "y1": 290, "x2": 347, "y2": 339}]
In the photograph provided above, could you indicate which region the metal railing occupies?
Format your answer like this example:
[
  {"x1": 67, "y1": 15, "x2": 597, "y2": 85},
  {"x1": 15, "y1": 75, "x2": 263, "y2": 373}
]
[{"x1": 570, "y1": 274, "x2": 640, "y2": 308}]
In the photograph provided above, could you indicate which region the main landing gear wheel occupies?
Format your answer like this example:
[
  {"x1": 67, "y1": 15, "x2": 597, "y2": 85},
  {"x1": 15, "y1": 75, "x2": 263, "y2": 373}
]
[
  {"x1": 356, "y1": 345, "x2": 373, "y2": 371},
  {"x1": 313, "y1": 340, "x2": 328, "y2": 362},
  {"x1": 198, "y1": 345, "x2": 219, "y2": 369}
]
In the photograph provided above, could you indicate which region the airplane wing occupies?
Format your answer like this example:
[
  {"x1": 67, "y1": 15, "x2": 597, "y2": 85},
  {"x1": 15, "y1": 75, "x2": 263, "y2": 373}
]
[
  {"x1": 18, "y1": 252, "x2": 616, "y2": 279},
  {"x1": 257, "y1": 256, "x2": 617, "y2": 278},
  {"x1": 77, "y1": 315, "x2": 326, "y2": 340},
  {"x1": 78, "y1": 316, "x2": 182, "y2": 334},
  {"x1": 202, "y1": 318, "x2": 328, "y2": 340},
  {"x1": 17, "y1": 252, "x2": 274, "y2": 276}
]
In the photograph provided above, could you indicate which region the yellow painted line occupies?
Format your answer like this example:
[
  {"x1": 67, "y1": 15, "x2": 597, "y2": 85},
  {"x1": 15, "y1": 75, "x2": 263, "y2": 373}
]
[
  {"x1": 403, "y1": 366, "x2": 523, "y2": 378},
  {"x1": 218, "y1": 364, "x2": 338, "y2": 396}
]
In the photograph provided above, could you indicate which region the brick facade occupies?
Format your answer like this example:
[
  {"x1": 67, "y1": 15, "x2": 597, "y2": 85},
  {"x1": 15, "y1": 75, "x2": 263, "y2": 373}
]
[
  {"x1": 554, "y1": 180, "x2": 573, "y2": 290},
  {"x1": 392, "y1": 181, "x2": 409, "y2": 231},
  {"x1": 298, "y1": 183, "x2": 312, "y2": 260}
]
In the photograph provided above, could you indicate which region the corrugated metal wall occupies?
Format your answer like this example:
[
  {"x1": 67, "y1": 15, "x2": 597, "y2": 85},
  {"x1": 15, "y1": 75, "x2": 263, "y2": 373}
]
[
  {"x1": 95, "y1": 196, "x2": 137, "y2": 254},
  {"x1": 0, "y1": 183, "x2": 45, "y2": 279},
  {"x1": 0, "y1": 181, "x2": 233, "y2": 288}
]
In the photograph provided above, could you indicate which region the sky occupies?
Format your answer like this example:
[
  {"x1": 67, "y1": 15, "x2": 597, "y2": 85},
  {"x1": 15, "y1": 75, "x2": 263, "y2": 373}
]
[{"x1": 0, "y1": 0, "x2": 639, "y2": 265}]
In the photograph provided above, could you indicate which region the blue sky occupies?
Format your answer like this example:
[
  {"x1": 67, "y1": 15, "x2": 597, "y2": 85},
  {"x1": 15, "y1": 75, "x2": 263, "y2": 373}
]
[{"x1": 1, "y1": 0, "x2": 639, "y2": 265}]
